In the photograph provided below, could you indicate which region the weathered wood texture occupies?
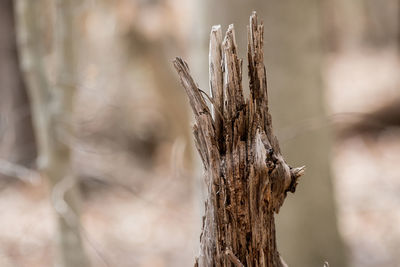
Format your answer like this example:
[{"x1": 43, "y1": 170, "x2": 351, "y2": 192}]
[{"x1": 174, "y1": 12, "x2": 304, "y2": 267}]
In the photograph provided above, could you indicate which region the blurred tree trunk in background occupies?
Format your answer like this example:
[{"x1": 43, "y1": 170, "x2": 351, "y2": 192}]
[
  {"x1": 363, "y1": 0, "x2": 399, "y2": 47},
  {"x1": 0, "y1": 0, "x2": 36, "y2": 169},
  {"x1": 192, "y1": 1, "x2": 347, "y2": 266},
  {"x1": 15, "y1": 0, "x2": 89, "y2": 266},
  {"x1": 261, "y1": 2, "x2": 347, "y2": 267},
  {"x1": 324, "y1": 0, "x2": 400, "y2": 50}
]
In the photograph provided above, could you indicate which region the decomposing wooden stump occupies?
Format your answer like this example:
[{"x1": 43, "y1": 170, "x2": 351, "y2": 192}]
[{"x1": 174, "y1": 12, "x2": 304, "y2": 267}]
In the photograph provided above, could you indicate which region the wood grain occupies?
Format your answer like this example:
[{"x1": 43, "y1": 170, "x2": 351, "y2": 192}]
[{"x1": 174, "y1": 12, "x2": 304, "y2": 267}]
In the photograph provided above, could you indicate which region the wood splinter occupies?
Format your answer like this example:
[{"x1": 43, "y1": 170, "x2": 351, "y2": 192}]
[{"x1": 174, "y1": 12, "x2": 305, "y2": 267}]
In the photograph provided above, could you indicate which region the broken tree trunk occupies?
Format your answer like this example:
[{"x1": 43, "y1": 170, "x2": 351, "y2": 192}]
[{"x1": 174, "y1": 12, "x2": 304, "y2": 267}]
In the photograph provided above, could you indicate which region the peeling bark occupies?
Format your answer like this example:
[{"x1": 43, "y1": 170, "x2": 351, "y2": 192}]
[{"x1": 174, "y1": 12, "x2": 304, "y2": 267}]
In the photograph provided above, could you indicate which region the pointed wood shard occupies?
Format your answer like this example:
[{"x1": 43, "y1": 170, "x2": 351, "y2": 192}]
[
  {"x1": 174, "y1": 12, "x2": 304, "y2": 267},
  {"x1": 209, "y1": 25, "x2": 223, "y2": 141}
]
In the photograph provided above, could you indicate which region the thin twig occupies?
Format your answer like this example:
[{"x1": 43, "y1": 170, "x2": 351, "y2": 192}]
[{"x1": 198, "y1": 89, "x2": 224, "y2": 121}]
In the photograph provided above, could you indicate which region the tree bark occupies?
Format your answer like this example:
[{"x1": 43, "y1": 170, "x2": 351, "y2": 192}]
[{"x1": 174, "y1": 13, "x2": 304, "y2": 267}]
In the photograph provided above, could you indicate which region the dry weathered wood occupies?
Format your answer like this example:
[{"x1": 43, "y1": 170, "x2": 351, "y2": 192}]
[
  {"x1": 174, "y1": 12, "x2": 305, "y2": 267},
  {"x1": 209, "y1": 25, "x2": 223, "y2": 140}
]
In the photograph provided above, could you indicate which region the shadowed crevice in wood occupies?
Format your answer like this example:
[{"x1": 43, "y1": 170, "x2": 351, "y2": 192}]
[{"x1": 174, "y1": 12, "x2": 304, "y2": 267}]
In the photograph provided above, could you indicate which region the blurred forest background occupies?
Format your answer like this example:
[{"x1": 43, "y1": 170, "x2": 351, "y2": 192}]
[{"x1": 0, "y1": 0, "x2": 399, "y2": 267}]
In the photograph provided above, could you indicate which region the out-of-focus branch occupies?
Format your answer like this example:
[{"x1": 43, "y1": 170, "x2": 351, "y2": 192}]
[
  {"x1": 0, "y1": 158, "x2": 40, "y2": 183},
  {"x1": 339, "y1": 97, "x2": 400, "y2": 138}
]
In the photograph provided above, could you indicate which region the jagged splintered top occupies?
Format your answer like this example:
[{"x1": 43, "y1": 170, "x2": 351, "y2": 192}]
[
  {"x1": 173, "y1": 12, "x2": 276, "y2": 149},
  {"x1": 173, "y1": 11, "x2": 304, "y2": 195}
]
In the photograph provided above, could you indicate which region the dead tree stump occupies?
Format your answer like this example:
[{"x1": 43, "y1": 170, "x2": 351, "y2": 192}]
[{"x1": 174, "y1": 12, "x2": 304, "y2": 267}]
